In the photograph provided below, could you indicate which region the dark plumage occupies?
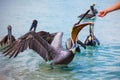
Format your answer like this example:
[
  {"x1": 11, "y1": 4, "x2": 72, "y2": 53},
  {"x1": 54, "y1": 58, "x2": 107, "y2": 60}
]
[
  {"x1": 0, "y1": 25, "x2": 16, "y2": 47},
  {"x1": 29, "y1": 20, "x2": 38, "y2": 31},
  {"x1": 84, "y1": 24, "x2": 100, "y2": 46},
  {"x1": 37, "y1": 31, "x2": 57, "y2": 44}
]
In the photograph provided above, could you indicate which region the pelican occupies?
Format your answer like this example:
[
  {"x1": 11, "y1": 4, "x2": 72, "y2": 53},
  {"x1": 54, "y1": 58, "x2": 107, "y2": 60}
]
[
  {"x1": 1, "y1": 22, "x2": 93, "y2": 67},
  {"x1": 78, "y1": 4, "x2": 98, "y2": 19},
  {"x1": 66, "y1": 10, "x2": 90, "y2": 52},
  {"x1": 0, "y1": 25, "x2": 16, "y2": 47},
  {"x1": 84, "y1": 24, "x2": 100, "y2": 46}
]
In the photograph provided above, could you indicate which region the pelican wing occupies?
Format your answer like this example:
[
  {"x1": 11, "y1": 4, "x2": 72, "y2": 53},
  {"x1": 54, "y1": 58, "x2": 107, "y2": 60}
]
[
  {"x1": 0, "y1": 35, "x2": 15, "y2": 46},
  {"x1": 51, "y1": 32, "x2": 63, "y2": 50},
  {"x1": 66, "y1": 38, "x2": 73, "y2": 50},
  {"x1": 37, "y1": 31, "x2": 57, "y2": 44},
  {"x1": 2, "y1": 31, "x2": 58, "y2": 61},
  {"x1": 11, "y1": 35, "x2": 16, "y2": 42},
  {"x1": 71, "y1": 22, "x2": 93, "y2": 44},
  {"x1": 0, "y1": 35, "x2": 8, "y2": 46}
]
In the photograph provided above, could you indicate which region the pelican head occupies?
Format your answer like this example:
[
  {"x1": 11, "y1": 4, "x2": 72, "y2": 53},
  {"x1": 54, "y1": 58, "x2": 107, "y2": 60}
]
[
  {"x1": 29, "y1": 20, "x2": 38, "y2": 32},
  {"x1": 91, "y1": 4, "x2": 98, "y2": 15},
  {"x1": 71, "y1": 22, "x2": 94, "y2": 45}
]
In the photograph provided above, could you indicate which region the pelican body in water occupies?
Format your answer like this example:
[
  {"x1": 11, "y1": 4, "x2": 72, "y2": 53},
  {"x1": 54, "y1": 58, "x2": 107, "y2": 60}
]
[
  {"x1": 84, "y1": 24, "x2": 100, "y2": 46},
  {"x1": 0, "y1": 25, "x2": 16, "y2": 47},
  {"x1": 78, "y1": 4, "x2": 98, "y2": 19},
  {"x1": 1, "y1": 20, "x2": 93, "y2": 67}
]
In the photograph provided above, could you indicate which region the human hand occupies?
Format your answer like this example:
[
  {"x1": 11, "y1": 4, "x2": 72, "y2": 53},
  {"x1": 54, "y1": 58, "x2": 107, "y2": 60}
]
[{"x1": 98, "y1": 10, "x2": 108, "y2": 17}]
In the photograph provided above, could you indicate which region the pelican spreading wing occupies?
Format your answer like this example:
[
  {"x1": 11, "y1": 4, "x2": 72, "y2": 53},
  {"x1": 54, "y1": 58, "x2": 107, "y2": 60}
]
[
  {"x1": 2, "y1": 31, "x2": 75, "y2": 66},
  {"x1": 2, "y1": 31, "x2": 57, "y2": 60}
]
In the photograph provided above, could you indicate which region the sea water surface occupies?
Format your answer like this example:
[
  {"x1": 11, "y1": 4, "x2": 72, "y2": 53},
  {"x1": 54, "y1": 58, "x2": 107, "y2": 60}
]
[{"x1": 0, "y1": 0, "x2": 120, "y2": 80}]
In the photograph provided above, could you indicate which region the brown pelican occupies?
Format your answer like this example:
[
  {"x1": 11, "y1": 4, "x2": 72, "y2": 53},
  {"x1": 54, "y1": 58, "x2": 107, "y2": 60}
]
[
  {"x1": 78, "y1": 4, "x2": 98, "y2": 19},
  {"x1": 84, "y1": 24, "x2": 100, "y2": 46},
  {"x1": 1, "y1": 22, "x2": 93, "y2": 67},
  {"x1": 0, "y1": 25, "x2": 16, "y2": 47},
  {"x1": 66, "y1": 10, "x2": 90, "y2": 52}
]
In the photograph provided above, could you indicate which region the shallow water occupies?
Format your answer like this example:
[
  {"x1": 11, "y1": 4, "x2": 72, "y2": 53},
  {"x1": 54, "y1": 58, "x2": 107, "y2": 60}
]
[{"x1": 0, "y1": 0, "x2": 120, "y2": 80}]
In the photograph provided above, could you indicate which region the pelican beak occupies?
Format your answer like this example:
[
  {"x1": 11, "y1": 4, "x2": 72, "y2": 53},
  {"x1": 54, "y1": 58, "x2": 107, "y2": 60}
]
[{"x1": 71, "y1": 22, "x2": 94, "y2": 44}]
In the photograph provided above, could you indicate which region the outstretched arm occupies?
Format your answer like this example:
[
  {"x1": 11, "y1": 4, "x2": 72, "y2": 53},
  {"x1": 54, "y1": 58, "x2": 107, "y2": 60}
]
[{"x1": 98, "y1": 2, "x2": 120, "y2": 17}]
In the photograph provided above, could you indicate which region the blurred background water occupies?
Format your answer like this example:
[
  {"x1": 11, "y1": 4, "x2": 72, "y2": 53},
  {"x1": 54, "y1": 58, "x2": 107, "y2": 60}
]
[{"x1": 0, "y1": 0, "x2": 120, "y2": 80}]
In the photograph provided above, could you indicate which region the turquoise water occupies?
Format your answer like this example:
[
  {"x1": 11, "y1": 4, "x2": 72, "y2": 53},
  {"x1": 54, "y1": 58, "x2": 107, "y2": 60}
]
[{"x1": 0, "y1": 0, "x2": 120, "y2": 80}]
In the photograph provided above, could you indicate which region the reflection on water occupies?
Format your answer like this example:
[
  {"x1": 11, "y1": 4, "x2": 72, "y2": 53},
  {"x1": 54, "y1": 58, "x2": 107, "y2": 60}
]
[{"x1": 0, "y1": 0, "x2": 120, "y2": 80}]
